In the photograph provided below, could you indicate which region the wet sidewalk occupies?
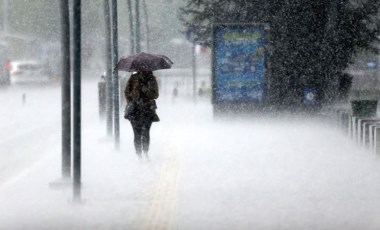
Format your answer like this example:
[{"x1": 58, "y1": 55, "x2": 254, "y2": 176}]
[{"x1": 2, "y1": 97, "x2": 380, "y2": 229}]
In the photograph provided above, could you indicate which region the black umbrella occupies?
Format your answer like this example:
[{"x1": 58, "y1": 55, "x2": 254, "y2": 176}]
[{"x1": 115, "y1": 52, "x2": 173, "y2": 72}]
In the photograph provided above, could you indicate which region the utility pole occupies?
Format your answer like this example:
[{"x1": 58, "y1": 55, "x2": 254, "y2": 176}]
[
  {"x1": 60, "y1": 0, "x2": 71, "y2": 179},
  {"x1": 186, "y1": 28, "x2": 197, "y2": 102},
  {"x1": 72, "y1": 0, "x2": 82, "y2": 203},
  {"x1": 111, "y1": 0, "x2": 120, "y2": 150},
  {"x1": 135, "y1": 0, "x2": 141, "y2": 53},
  {"x1": 127, "y1": 0, "x2": 135, "y2": 54},
  {"x1": 192, "y1": 41, "x2": 197, "y2": 102},
  {"x1": 104, "y1": 0, "x2": 113, "y2": 136}
]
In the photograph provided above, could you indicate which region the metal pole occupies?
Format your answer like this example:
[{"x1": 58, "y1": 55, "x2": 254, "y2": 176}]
[
  {"x1": 192, "y1": 41, "x2": 196, "y2": 102},
  {"x1": 111, "y1": 0, "x2": 120, "y2": 150},
  {"x1": 135, "y1": 0, "x2": 141, "y2": 53},
  {"x1": 104, "y1": 0, "x2": 113, "y2": 136},
  {"x1": 60, "y1": 0, "x2": 71, "y2": 178},
  {"x1": 72, "y1": 0, "x2": 82, "y2": 202},
  {"x1": 142, "y1": 0, "x2": 149, "y2": 51},
  {"x1": 127, "y1": 0, "x2": 135, "y2": 54}
]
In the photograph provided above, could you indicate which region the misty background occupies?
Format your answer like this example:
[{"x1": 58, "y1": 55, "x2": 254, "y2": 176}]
[{"x1": 0, "y1": 0, "x2": 200, "y2": 77}]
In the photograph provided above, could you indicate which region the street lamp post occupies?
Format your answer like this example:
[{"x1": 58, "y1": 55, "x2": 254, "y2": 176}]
[
  {"x1": 142, "y1": 0, "x2": 149, "y2": 51},
  {"x1": 135, "y1": 0, "x2": 141, "y2": 53},
  {"x1": 192, "y1": 41, "x2": 197, "y2": 102},
  {"x1": 127, "y1": 0, "x2": 135, "y2": 54},
  {"x1": 72, "y1": 0, "x2": 82, "y2": 202},
  {"x1": 111, "y1": 0, "x2": 120, "y2": 149},
  {"x1": 104, "y1": 0, "x2": 113, "y2": 136},
  {"x1": 60, "y1": 0, "x2": 71, "y2": 179}
]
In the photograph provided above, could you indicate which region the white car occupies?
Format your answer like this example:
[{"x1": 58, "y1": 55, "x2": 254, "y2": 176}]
[{"x1": 9, "y1": 61, "x2": 54, "y2": 85}]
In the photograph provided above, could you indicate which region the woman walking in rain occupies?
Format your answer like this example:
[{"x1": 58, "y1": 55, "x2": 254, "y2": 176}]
[
  {"x1": 116, "y1": 52, "x2": 172, "y2": 160},
  {"x1": 124, "y1": 70, "x2": 159, "y2": 160}
]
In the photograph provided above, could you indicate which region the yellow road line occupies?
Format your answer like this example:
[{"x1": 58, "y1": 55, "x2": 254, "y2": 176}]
[{"x1": 142, "y1": 134, "x2": 183, "y2": 230}]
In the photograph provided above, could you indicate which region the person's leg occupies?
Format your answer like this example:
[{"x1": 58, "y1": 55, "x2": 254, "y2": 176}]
[
  {"x1": 130, "y1": 121, "x2": 143, "y2": 156},
  {"x1": 141, "y1": 121, "x2": 153, "y2": 154}
]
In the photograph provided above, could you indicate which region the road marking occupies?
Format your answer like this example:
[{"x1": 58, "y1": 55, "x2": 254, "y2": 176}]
[
  {"x1": 142, "y1": 133, "x2": 184, "y2": 230},
  {"x1": 0, "y1": 133, "x2": 58, "y2": 189}
]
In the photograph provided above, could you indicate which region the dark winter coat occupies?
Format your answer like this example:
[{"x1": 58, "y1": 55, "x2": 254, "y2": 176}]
[{"x1": 124, "y1": 71, "x2": 159, "y2": 123}]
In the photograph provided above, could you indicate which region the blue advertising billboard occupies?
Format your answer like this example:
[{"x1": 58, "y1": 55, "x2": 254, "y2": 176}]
[{"x1": 212, "y1": 24, "x2": 267, "y2": 103}]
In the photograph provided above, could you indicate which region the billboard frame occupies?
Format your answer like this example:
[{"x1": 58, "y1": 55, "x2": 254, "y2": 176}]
[{"x1": 211, "y1": 23, "x2": 271, "y2": 113}]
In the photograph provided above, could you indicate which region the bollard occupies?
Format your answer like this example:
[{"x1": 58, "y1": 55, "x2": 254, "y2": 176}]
[
  {"x1": 374, "y1": 127, "x2": 380, "y2": 156},
  {"x1": 22, "y1": 93, "x2": 26, "y2": 105},
  {"x1": 337, "y1": 110, "x2": 342, "y2": 129},
  {"x1": 337, "y1": 110, "x2": 346, "y2": 130},
  {"x1": 357, "y1": 118, "x2": 370, "y2": 144},
  {"x1": 362, "y1": 121, "x2": 371, "y2": 147},
  {"x1": 98, "y1": 76, "x2": 106, "y2": 119},
  {"x1": 352, "y1": 117, "x2": 358, "y2": 141},
  {"x1": 362, "y1": 122, "x2": 370, "y2": 147},
  {"x1": 369, "y1": 124, "x2": 375, "y2": 152},
  {"x1": 360, "y1": 120, "x2": 370, "y2": 146},
  {"x1": 341, "y1": 112, "x2": 350, "y2": 134},
  {"x1": 356, "y1": 118, "x2": 367, "y2": 146},
  {"x1": 336, "y1": 110, "x2": 342, "y2": 129},
  {"x1": 348, "y1": 115, "x2": 352, "y2": 138},
  {"x1": 358, "y1": 119, "x2": 364, "y2": 144},
  {"x1": 369, "y1": 124, "x2": 380, "y2": 153}
]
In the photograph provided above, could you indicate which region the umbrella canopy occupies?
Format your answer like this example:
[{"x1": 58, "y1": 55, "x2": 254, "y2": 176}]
[{"x1": 115, "y1": 52, "x2": 173, "y2": 72}]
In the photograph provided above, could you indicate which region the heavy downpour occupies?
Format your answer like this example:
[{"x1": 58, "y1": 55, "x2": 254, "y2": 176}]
[{"x1": 0, "y1": 0, "x2": 380, "y2": 229}]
